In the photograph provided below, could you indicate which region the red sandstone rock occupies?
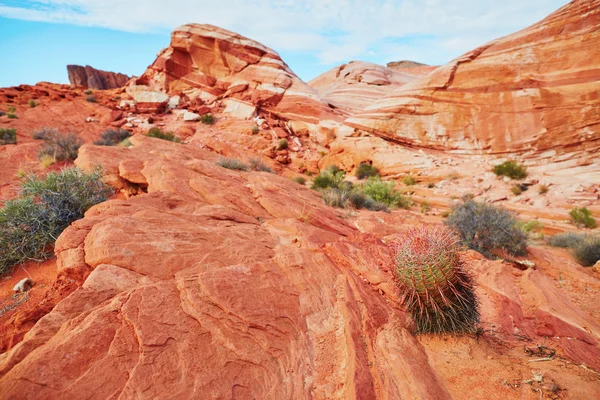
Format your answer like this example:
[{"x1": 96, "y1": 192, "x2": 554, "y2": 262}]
[
  {"x1": 67, "y1": 65, "x2": 130, "y2": 90},
  {"x1": 346, "y1": 0, "x2": 600, "y2": 162}
]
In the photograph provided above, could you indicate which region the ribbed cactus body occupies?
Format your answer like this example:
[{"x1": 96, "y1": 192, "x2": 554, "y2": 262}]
[{"x1": 394, "y1": 226, "x2": 479, "y2": 334}]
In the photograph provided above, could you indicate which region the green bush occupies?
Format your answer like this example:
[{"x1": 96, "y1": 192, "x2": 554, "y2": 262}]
[
  {"x1": 492, "y1": 160, "x2": 527, "y2": 180},
  {"x1": 312, "y1": 166, "x2": 346, "y2": 190},
  {"x1": 569, "y1": 207, "x2": 596, "y2": 228},
  {"x1": 321, "y1": 188, "x2": 350, "y2": 208},
  {"x1": 277, "y1": 139, "x2": 288, "y2": 150},
  {"x1": 402, "y1": 175, "x2": 416, "y2": 186},
  {"x1": 216, "y1": 158, "x2": 249, "y2": 171},
  {"x1": 356, "y1": 162, "x2": 379, "y2": 180},
  {"x1": 251, "y1": 124, "x2": 260, "y2": 135},
  {"x1": 547, "y1": 232, "x2": 587, "y2": 248},
  {"x1": 511, "y1": 185, "x2": 523, "y2": 196},
  {"x1": 538, "y1": 184, "x2": 549, "y2": 195},
  {"x1": 7, "y1": 113, "x2": 18, "y2": 119},
  {"x1": 445, "y1": 199, "x2": 528, "y2": 257},
  {"x1": 29, "y1": 99, "x2": 36, "y2": 108},
  {"x1": 362, "y1": 177, "x2": 410, "y2": 208},
  {"x1": 249, "y1": 158, "x2": 274, "y2": 173},
  {"x1": 200, "y1": 113, "x2": 214, "y2": 125},
  {"x1": 0, "y1": 168, "x2": 112, "y2": 275},
  {"x1": 146, "y1": 127, "x2": 181, "y2": 143},
  {"x1": 293, "y1": 176, "x2": 306, "y2": 185},
  {"x1": 0, "y1": 128, "x2": 17, "y2": 145},
  {"x1": 573, "y1": 236, "x2": 600, "y2": 267},
  {"x1": 94, "y1": 128, "x2": 132, "y2": 146},
  {"x1": 348, "y1": 192, "x2": 388, "y2": 212},
  {"x1": 35, "y1": 129, "x2": 83, "y2": 162},
  {"x1": 394, "y1": 226, "x2": 479, "y2": 334},
  {"x1": 83, "y1": 89, "x2": 93, "y2": 95},
  {"x1": 85, "y1": 95, "x2": 97, "y2": 103}
]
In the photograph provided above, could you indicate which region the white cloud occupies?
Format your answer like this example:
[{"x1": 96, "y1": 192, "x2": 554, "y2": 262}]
[{"x1": 0, "y1": 0, "x2": 569, "y2": 66}]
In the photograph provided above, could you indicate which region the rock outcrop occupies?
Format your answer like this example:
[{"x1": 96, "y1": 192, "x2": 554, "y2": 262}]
[
  {"x1": 135, "y1": 24, "x2": 341, "y2": 123},
  {"x1": 308, "y1": 61, "x2": 433, "y2": 114},
  {"x1": 386, "y1": 60, "x2": 429, "y2": 70},
  {"x1": 346, "y1": 0, "x2": 600, "y2": 161},
  {"x1": 67, "y1": 65, "x2": 130, "y2": 90}
]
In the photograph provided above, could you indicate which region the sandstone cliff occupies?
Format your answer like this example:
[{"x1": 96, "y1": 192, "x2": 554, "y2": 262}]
[
  {"x1": 67, "y1": 65, "x2": 130, "y2": 90},
  {"x1": 345, "y1": 0, "x2": 600, "y2": 161}
]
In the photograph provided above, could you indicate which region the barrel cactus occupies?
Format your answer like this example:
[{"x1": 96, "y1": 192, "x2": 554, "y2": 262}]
[{"x1": 394, "y1": 226, "x2": 479, "y2": 334}]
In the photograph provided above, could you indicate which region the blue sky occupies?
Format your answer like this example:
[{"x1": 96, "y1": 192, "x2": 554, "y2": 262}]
[{"x1": 0, "y1": 0, "x2": 569, "y2": 87}]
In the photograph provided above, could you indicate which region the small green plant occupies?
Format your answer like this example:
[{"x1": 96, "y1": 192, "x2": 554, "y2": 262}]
[
  {"x1": 519, "y1": 220, "x2": 543, "y2": 233},
  {"x1": 445, "y1": 198, "x2": 527, "y2": 257},
  {"x1": 7, "y1": 106, "x2": 16, "y2": 113},
  {"x1": 356, "y1": 162, "x2": 379, "y2": 180},
  {"x1": 427, "y1": 182, "x2": 435, "y2": 189},
  {"x1": 7, "y1": 113, "x2": 18, "y2": 119},
  {"x1": 0, "y1": 128, "x2": 17, "y2": 145},
  {"x1": 511, "y1": 185, "x2": 523, "y2": 196},
  {"x1": 572, "y1": 235, "x2": 600, "y2": 267},
  {"x1": 28, "y1": 99, "x2": 36, "y2": 108},
  {"x1": 85, "y1": 95, "x2": 97, "y2": 103},
  {"x1": 6, "y1": 106, "x2": 17, "y2": 118},
  {"x1": 293, "y1": 176, "x2": 306, "y2": 185},
  {"x1": 538, "y1": 184, "x2": 549, "y2": 195},
  {"x1": 39, "y1": 154, "x2": 56, "y2": 168},
  {"x1": 420, "y1": 201, "x2": 432, "y2": 214},
  {"x1": 492, "y1": 160, "x2": 527, "y2": 180},
  {"x1": 146, "y1": 127, "x2": 181, "y2": 143},
  {"x1": 348, "y1": 192, "x2": 388, "y2": 212},
  {"x1": 251, "y1": 124, "x2": 260, "y2": 135},
  {"x1": 84, "y1": 89, "x2": 93, "y2": 95},
  {"x1": 200, "y1": 113, "x2": 214, "y2": 125},
  {"x1": 312, "y1": 166, "x2": 346, "y2": 190},
  {"x1": 321, "y1": 188, "x2": 350, "y2": 208},
  {"x1": 35, "y1": 129, "x2": 83, "y2": 162},
  {"x1": 569, "y1": 207, "x2": 596, "y2": 229},
  {"x1": 0, "y1": 167, "x2": 112, "y2": 275},
  {"x1": 402, "y1": 175, "x2": 416, "y2": 186},
  {"x1": 277, "y1": 139, "x2": 289, "y2": 150},
  {"x1": 216, "y1": 158, "x2": 249, "y2": 171},
  {"x1": 394, "y1": 226, "x2": 479, "y2": 334},
  {"x1": 249, "y1": 158, "x2": 274, "y2": 173},
  {"x1": 94, "y1": 129, "x2": 132, "y2": 146},
  {"x1": 362, "y1": 177, "x2": 410, "y2": 208}
]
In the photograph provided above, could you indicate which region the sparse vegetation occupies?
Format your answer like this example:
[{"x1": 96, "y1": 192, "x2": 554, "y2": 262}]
[
  {"x1": 492, "y1": 160, "x2": 527, "y2": 180},
  {"x1": 200, "y1": 113, "x2": 214, "y2": 125},
  {"x1": 356, "y1": 162, "x2": 379, "y2": 180},
  {"x1": 35, "y1": 129, "x2": 83, "y2": 162},
  {"x1": 362, "y1": 177, "x2": 410, "y2": 208},
  {"x1": 312, "y1": 165, "x2": 346, "y2": 190},
  {"x1": 547, "y1": 232, "x2": 587, "y2": 249},
  {"x1": 94, "y1": 128, "x2": 132, "y2": 146},
  {"x1": 538, "y1": 184, "x2": 549, "y2": 195},
  {"x1": 321, "y1": 188, "x2": 351, "y2": 208},
  {"x1": 6, "y1": 106, "x2": 17, "y2": 118},
  {"x1": 0, "y1": 110, "x2": 5, "y2": 117},
  {"x1": 146, "y1": 127, "x2": 181, "y2": 143},
  {"x1": 251, "y1": 124, "x2": 260, "y2": 135},
  {"x1": 348, "y1": 192, "x2": 389, "y2": 212},
  {"x1": 445, "y1": 198, "x2": 528, "y2": 257},
  {"x1": 277, "y1": 139, "x2": 289, "y2": 150},
  {"x1": 293, "y1": 176, "x2": 306, "y2": 185},
  {"x1": 249, "y1": 158, "x2": 274, "y2": 173},
  {"x1": 569, "y1": 207, "x2": 596, "y2": 229},
  {"x1": 0, "y1": 128, "x2": 17, "y2": 145},
  {"x1": 39, "y1": 154, "x2": 56, "y2": 168},
  {"x1": 216, "y1": 158, "x2": 249, "y2": 171},
  {"x1": 0, "y1": 167, "x2": 112, "y2": 275},
  {"x1": 511, "y1": 185, "x2": 523, "y2": 196},
  {"x1": 519, "y1": 220, "x2": 543, "y2": 233},
  {"x1": 84, "y1": 89, "x2": 93, "y2": 95},
  {"x1": 28, "y1": 99, "x2": 36, "y2": 108},
  {"x1": 394, "y1": 226, "x2": 480, "y2": 334},
  {"x1": 402, "y1": 174, "x2": 416, "y2": 186},
  {"x1": 547, "y1": 232, "x2": 600, "y2": 267},
  {"x1": 420, "y1": 201, "x2": 432, "y2": 214},
  {"x1": 85, "y1": 95, "x2": 97, "y2": 103}
]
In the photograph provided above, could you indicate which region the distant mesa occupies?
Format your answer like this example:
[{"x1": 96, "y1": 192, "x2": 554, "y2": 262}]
[
  {"x1": 386, "y1": 60, "x2": 429, "y2": 70},
  {"x1": 67, "y1": 65, "x2": 130, "y2": 90}
]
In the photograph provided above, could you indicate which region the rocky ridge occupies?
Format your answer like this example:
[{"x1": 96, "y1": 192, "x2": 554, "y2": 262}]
[{"x1": 67, "y1": 65, "x2": 130, "y2": 90}]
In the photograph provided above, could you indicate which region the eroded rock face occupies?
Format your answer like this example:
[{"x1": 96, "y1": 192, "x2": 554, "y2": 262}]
[
  {"x1": 346, "y1": 0, "x2": 600, "y2": 161},
  {"x1": 67, "y1": 65, "x2": 130, "y2": 90},
  {"x1": 135, "y1": 24, "x2": 341, "y2": 123},
  {"x1": 308, "y1": 61, "x2": 434, "y2": 114},
  {"x1": 386, "y1": 60, "x2": 429, "y2": 70}
]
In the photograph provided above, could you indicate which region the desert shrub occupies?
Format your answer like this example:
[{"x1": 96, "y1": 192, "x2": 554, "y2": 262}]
[
  {"x1": 28, "y1": 99, "x2": 36, "y2": 108},
  {"x1": 428, "y1": 182, "x2": 435, "y2": 189},
  {"x1": 32, "y1": 127, "x2": 59, "y2": 140},
  {"x1": 348, "y1": 192, "x2": 388, "y2": 212},
  {"x1": 249, "y1": 158, "x2": 274, "y2": 173},
  {"x1": 362, "y1": 177, "x2": 410, "y2": 208},
  {"x1": 7, "y1": 113, "x2": 18, "y2": 119},
  {"x1": 538, "y1": 184, "x2": 549, "y2": 195},
  {"x1": 293, "y1": 176, "x2": 306, "y2": 185},
  {"x1": 200, "y1": 113, "x2": 214, "y2": 125},
  {"x1": 356, "y1": 162, "x2": 379, "y2": 180},
  {"x1": 277, "y1": 139, "x2": 289, "y2": 150},
  {"x1": 572, "y1": 236, "x2": 600, "y2": 267},
  {"x1": 0, "y1": 128, "x2": 17, "y2": 145},
  {"x1": 312, "y1": 166, "x2": 346, "y2": 190},
  {"x1": 39, "y1": 154, "x2": 56, "y2": 168},
  {"x1": 251, "y1": 124, "x2": 260, "y2": 135},
  {"x1": 547, "y1": 232, "x2": 587, "y2": 248},
  {"x1": 394, "y1": 226, "x2": 479, "y2": 334},
  {"x1": 36, "y1": 130, "x2": 83, "y2": 162},
  {"x1": 511, "y1": 185, "x2": 523, "y2": 196},
  {"x1": 445, "y1": 199, "x2": 527, "y2": 257},
  {"x1": 492, "y1": 160, "x2": 527, "y2": 180},
  {"x1": 146, "y1": 127, "x2": 181, "y2": 143},
  {"x1": 94, "y1": 129, "x2": 131, "y2": 146},
  {"x1": 321, "y1": 188, "x2": 350, "y2": 208},
  {"x1": 84, "y1": 89, "x2": 93, "y2": 95},
  {"x1": 216, "y1": 158, "x2": 249, "y2": 171},
  {"x1": 85, "y1": 95, "x2": 97, "y2": 103},
  {"x1": 6, "y1": 106, "x2": 17, "y2": 118},
  {"x1": 0, "y1": 168, "x2": 112, "y2": 275},
  {"x1": 519, "y1": 220, "x2": 543, "y2": 233},
  {"x1": 420, "y1": 201, "x2": 432, "y2": 214},
  {"x1": 569, "y1": 207, "x2": 596, "y2": 229},
  {"x1": 402, "y1": 175, "x2": 416, "y2": 186}
]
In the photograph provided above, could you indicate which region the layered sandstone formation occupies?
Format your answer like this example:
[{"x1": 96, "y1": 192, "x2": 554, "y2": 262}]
[
  {"x1": 386, "y1": 60, "x2": 429, "y2": 70},
  {"x1": 67, "y1": 65, "x2": 130, "y2": 90},
  {"x1": 308, "y1": 61, "x2": 433, "y2": 114},
  {"x1": 135, "y1": 24, "x2": 340, "y2": 123},
  {"x1": 346, "y1": 0, "x2": 600, "y2": 160},
  {"x1": 0, "y1": 135, "x2": 599, "y2": 399}
]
